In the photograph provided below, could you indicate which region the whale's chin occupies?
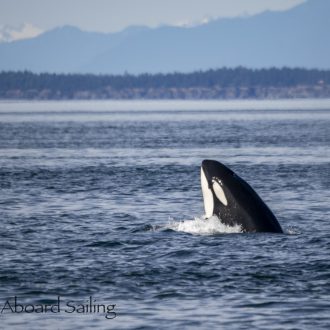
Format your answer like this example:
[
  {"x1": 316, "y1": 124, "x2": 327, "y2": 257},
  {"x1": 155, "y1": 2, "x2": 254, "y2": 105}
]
[{"x1": 200, "y1": 167, "x2": 214, "y2": 218}]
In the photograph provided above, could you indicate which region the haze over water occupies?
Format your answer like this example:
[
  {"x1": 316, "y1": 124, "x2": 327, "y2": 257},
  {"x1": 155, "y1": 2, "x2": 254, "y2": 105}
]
[{"x1": 0, "y1": 100, "x2": 329, "y2": 329}]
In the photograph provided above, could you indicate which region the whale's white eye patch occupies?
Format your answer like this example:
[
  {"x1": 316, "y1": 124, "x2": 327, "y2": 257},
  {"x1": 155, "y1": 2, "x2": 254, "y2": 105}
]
[{"x1": 212, "y1": 181, "x2": 228, "y2": 206}]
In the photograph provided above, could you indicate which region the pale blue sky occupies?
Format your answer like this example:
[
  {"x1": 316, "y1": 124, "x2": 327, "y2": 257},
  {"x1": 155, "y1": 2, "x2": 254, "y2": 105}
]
[{"x1": 0, "y1": 0, "x2": 305, "y2": 37}]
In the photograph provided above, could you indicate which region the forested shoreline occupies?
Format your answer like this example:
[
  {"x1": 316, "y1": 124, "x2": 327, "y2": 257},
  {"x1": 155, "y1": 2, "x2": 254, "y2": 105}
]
[{"x1": 1, "y1": 67, "x2": 329, "y2": 100}]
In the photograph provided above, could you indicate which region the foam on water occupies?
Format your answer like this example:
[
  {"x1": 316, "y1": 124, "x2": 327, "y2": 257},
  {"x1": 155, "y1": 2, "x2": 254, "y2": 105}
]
[
  {"x1": 284, "y1": 226, "x2": 301, "y2": 235},
  {"x1": 166, "y1": 215, "x2": 243, "y2": 235}
]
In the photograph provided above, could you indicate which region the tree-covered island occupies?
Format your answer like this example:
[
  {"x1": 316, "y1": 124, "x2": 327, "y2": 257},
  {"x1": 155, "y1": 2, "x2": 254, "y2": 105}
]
[{"x1": 1, "y1": 67, "x2": 329, "y2": 100}]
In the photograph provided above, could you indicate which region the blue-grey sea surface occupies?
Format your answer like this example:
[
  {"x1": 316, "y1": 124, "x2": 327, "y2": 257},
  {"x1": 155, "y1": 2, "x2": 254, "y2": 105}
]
[{"x1": 0, "y1": 101, "x2": 329, "y2": 329}]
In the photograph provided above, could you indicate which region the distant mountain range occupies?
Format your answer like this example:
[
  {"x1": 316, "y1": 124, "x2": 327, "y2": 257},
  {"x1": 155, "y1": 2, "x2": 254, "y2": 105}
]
[{"x1": 0, "y1": 0, "x2": 329, "y2": 74}]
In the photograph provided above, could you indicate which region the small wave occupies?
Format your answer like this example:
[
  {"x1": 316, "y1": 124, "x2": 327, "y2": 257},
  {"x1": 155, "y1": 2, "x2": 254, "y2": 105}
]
[
  {"x1": 131, "y1": 224, "x2": 164, "y2": 233},
  {"x1": 86, "y1": 240, "x2": 123, "y2": 247},
  {"x1": 165, "y1": 215, "x2": 242, "y2": 235}
]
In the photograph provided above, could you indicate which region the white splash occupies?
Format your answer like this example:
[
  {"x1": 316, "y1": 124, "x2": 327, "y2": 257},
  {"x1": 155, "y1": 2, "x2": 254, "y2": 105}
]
[
  {"x1": 284, "y1": 226, "x2": 301, "y2": 235},
  {"x1": 166, "y1": 215, "x2": 242, "y2": 235}
]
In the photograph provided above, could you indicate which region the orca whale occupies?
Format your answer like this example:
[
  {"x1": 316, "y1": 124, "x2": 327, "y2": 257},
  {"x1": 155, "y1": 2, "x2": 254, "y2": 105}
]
[{"x1": 201, "y1": 160, "x2": 283, "y2": 233}]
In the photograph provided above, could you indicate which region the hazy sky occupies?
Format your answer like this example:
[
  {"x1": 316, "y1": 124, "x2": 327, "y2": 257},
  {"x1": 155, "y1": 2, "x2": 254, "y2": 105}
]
[{"x1": 0, "y1": 0, "x2": 305, "y2": 40}]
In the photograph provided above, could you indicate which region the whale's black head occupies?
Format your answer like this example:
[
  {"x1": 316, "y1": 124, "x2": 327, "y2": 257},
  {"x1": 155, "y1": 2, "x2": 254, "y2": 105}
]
[{"x1": 201, "y1": 159, "x2": 283, "y2": 233}]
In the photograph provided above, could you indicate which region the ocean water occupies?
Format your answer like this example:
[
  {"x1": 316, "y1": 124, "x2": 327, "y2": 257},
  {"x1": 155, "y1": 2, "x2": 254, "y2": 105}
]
[{"x1": 0, "y1": 100, "x2": 329, "y2": 329}]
